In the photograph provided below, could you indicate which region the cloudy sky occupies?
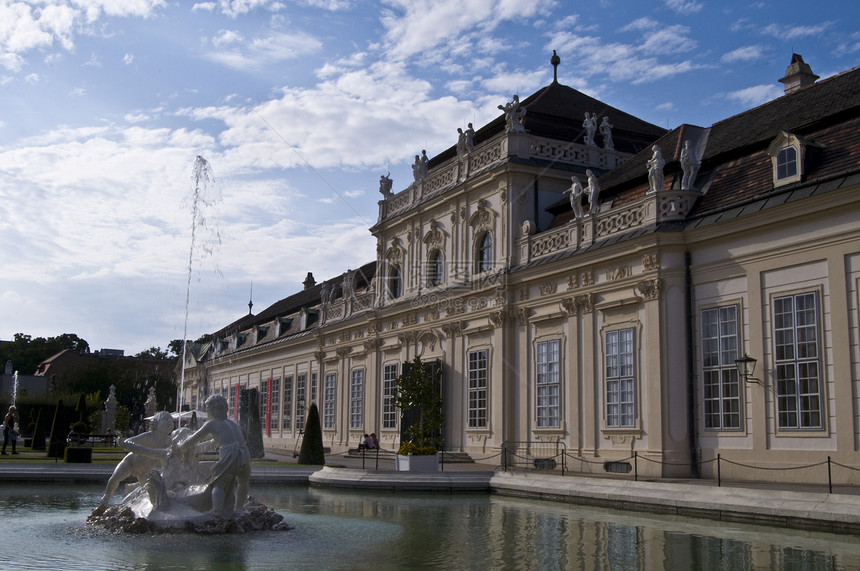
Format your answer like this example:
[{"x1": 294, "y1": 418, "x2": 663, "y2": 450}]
[{"x1": 1, "y1": 0, "x2": 857, "y2": 360}]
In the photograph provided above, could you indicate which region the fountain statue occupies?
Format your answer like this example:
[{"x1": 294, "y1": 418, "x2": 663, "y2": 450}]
[{"x1": 88, "y1": 395, "x2": 289, "y2": 533}]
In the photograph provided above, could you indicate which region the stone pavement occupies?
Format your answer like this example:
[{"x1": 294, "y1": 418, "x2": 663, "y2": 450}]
[{"x1": 2, "y1": 448, "x2": 859, "y2": 534}]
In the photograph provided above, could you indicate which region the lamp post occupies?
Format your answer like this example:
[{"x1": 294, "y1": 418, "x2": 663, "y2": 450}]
[{"x1": 735, "y1": 353, "x2": 758, "y2": 386}]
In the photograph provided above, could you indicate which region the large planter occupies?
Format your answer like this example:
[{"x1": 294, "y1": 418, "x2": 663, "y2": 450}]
[{"x1": 395, "y1": 452, "x2": 439, "y2": 472}]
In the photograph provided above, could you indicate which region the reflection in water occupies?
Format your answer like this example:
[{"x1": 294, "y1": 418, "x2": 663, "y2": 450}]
[{"x1": 1, "y1": 483, "x2": 857, "y2": 570}]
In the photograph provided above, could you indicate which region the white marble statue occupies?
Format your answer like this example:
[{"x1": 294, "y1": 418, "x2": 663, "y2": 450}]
[
  {"x1": 99, "y1": 410, "x2": 174, "y2": 508},
  {"x1": 498, "y1": 95, "x2": 526, "y2": 133},
  {"x1": 144, "y1": 387, "x2": 157, "y2": 417},
  {"x1": 647, "y1": 145, "x2": 665, "y2": 193},
  {"x1": 600, "y1": 116, "x2": 614, "y2": 150},
  {"x1": 178, "y1": 394, "x2": 251, "y2": 519},
  {"x1": 583, "y1": 112, "x2": 597, "y2": 146},
  {"x1": 586, "y1": 169, "x2": 601, "y2": 215},
  {"x1": 680, "y1": 140, "x2": 700, "y2": 190},
  {"x1": 457, "y1": 128, "x2": 467, "y2": 158},
  {"x1": 564, "y1": 175, "x2": 586, "y2": 219}
]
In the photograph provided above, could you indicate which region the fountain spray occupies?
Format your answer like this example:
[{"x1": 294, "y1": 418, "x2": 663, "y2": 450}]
[{"x1": 178, "y1": 156, "x2": 221, "y2": 414}]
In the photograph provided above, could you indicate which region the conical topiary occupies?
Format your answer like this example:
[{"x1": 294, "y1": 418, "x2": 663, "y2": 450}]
[
  {"x1": 297, "y1": 402, "x2": 325, "y2": 465},
  {"x1": 47, "y1": 399, "x2": 67, "y2": 458}
]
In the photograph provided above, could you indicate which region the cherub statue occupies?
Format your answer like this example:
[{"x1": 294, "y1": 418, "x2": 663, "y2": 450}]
[
  {"x1": 647, "y1": 145, "x2": 665, "y2": 193},
  {"x1": 99, "y1": 410, "x2": 174, "y2": 507},
  {"x1": 564, "y1": 175, "x2": 586, "y2": 219},
  {"x1": 178, "y1": 394, "x2": 251, "y2": 518}
]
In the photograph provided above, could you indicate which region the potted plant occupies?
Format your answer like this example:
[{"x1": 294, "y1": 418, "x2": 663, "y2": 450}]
[{"x1": 392, "y1": 357, "x2": 443, "y2": 471}]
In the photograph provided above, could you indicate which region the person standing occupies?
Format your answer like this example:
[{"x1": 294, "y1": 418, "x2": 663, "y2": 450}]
[{"x1": 2, "y1": 405, "x2": 19, "y2": 455}]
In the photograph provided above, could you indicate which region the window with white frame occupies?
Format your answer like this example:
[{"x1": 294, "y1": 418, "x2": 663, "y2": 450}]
[
  {"x1": 350, "y1": 369, "x2": 364, "y2": 430},
  {"x1": 536, "y1": 340, "x2": 561, "y2": 428},
  {"x1": 324, "y1": 372, "x2": 337, "y2": 430},
  {"x1": 259, "y1": 378, "x2": 268, "y2": 428},
  {"x1": 282, "y1": 376, "x2": 292, "y2": 431},
  {"x1": 311, "y1": 372, "x2": 318, "y2": 403},
  {"x1": 295, "y1": 374, "x2": 306, "y2": 431},
  {"x1": 468, "y1": 349, "x2": 488, "y2": 428},
  {"x1": 270, "y1": 377, "x2": 280, "y2": 433},
  {"x1": 776, "y1": 146, "x2": 798, "y2": 180},
  {"x1": 701, "y1": 305, "x2": 741, "y2": 430},
  {"x1": 605, "y1": 328, "x2": 635, "y2": 428},
  {"x1": 773, "y1": 292, "x2": 822, "y2": 429},
  {"x1": 383, "y1": 363, "x2": 398, "y2": 429}
]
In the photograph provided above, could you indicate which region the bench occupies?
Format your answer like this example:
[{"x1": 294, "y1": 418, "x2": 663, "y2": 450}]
[{"x1": 67, "y1": 434, "x2": 118, "y2": 447}]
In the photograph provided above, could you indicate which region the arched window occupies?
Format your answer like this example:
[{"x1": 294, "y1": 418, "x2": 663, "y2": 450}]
[
  {"x1": 476, "y1": 232, "x2": 493, "y2": 273},
  {"x1": 427, "y1": 250, "x2": 443, "y2": 287},
  {"x1": 776, "y1": 146, "x2": 798, "y2": 180},
  {"x1": 389, "y1": 265, "x2": 402, "y2": 299}
]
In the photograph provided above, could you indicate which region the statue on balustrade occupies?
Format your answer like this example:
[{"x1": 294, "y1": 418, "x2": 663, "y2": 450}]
[
  {"x1": 498, "y1": 95, "x2": 526, "y2": 133},
  {"x1": 564, "y1": 175, "x2": 586, "y2": 220},
  {"x1": 586, "y1": 169, "x2": 601, "y2": 215},
  {"x1": 647, "y1": 145, "x2": 665, "y2": 193},
  {"x1": 600, "y1": 116, "x2": 614, "y2": 150},
  {"x1": 680, "y1": 140, "x2": 700, "y2": 190}
]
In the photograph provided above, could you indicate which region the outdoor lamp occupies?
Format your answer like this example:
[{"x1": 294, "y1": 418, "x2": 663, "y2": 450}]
[{"x1": 735, "y1": 353, "x2": 758, "y2": 385}]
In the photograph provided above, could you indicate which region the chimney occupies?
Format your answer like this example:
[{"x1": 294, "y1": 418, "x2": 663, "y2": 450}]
[
  {"x1": 779, "y1": 53, "x2": 819, "y2": 95},
  {"x1": 303, "y1": 272, "x2": 316, "y2": 290}
]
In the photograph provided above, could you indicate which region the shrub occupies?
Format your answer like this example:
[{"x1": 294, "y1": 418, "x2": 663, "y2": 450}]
[
  {"x1": 297, "y1": 403, "x2": 325, "y2": 466},
  {"x1": 397, "y1": 441, "x2": 437, "y2": 456}
]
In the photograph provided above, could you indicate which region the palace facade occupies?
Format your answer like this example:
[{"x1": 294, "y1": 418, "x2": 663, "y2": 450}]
[{"x1": 179, "y1": 54, "x2": 860, "y2": 484}]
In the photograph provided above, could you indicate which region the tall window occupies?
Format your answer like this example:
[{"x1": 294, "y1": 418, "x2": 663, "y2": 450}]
[
  {"x1": 259, "y1": 378, "x2": 268, "y2": 431},
  {"x1": 701, "y1": 305, "x2": 741, "y2": 430},
  {"x1": 282, "y1": 376, "x2": 292, "y2": 431},
  {"x1": 296, "y1": 374, "x2": 306, "y2": 431},
  {"x1": 324, "y1": 372, "x2": 337, "y2": 430},
  {"x1": 350, "y1": 369, "x2": 364, "y2": 430},
  {"x1": 383, "y1": 363, "x2": 398, "y2": 429},
  {"x1": 476, "y1": 232, "x2": 493, "y2": 273},
  {"x1": 270, "y1": 377, "x2": 280, "y2": 433},
  {"x1": 389, "y1": 265, "x2": 402, "y2": 298},
  {"x1": 427, "y1": 250, "x2": 443, "y2": 287},
  {"x1": 774, "y1": 292, "x2": 822, "y2": 429},
  {"x1": 468, "y1": 349, "x2": 488, "y2": 428},
  {"x1": 311, "y1": 372, "x2": 318, "y2": 403},
  {"x1": 776, "y1": 146, "x2": 798, "y2": 180},
  {"x1": 605, "y1": 329, "x2": 635, "y2": 428},
  {"x1": 536, "y1": 340, "x2": 561, "y2": 428}
]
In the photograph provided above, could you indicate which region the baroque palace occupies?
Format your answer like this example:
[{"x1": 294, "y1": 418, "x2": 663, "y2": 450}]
[{"x1": 179, "y1": 53, "x2": 860, "y2": 484}]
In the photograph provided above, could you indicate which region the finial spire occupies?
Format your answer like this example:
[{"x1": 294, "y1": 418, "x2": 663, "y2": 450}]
[
  {"x1": 551, "y1": 50, "x2": 560, "y2": 83},
  {"x1": 248, "y1": 283, "x2": 253, "y2": 315}
]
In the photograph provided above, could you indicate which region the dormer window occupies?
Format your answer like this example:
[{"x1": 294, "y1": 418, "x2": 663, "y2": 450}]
[{"x1": 768, "y1": 131, "x2": 805, "y2": 186}]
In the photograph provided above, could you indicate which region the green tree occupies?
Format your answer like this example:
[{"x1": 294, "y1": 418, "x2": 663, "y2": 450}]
[
  {"x1": 297, "y1": 403, "x2": 325, "y2": 465},
  {"x1": 0, "y1": 332, "x2": 90, "y2": 374},
  {"x1": 392, "y1": 357, "x2": 443, "y2": 451},
  {"x1": 134, "y1": 347, "x2": 169, "y2": 359}
]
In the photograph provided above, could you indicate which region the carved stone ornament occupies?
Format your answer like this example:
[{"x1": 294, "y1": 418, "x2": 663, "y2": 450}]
[
  {"x1": 539, "y1": 281, "x2": 558, "y2": 296},
  {"x1": 338, "y1": 330, "x2": 350, "y2": 343},
  {"x1": 567, "y1": 274, "x2": 579, "y2": 290},
  {"x1": 575, "y1": 293, "x2": 596, "y2": 314},
  {"x1": 561, "y1": 298, "x2": 577, "y2": 315},
  {"x1": 636, "y1": 278, "x2": 663, "y2": 300},
  {"x1": 441, "y1": 321, "x2": 465, "y2": 338},
  {"x1": 522, "y1": 220, "x2": 535, "y2": 237},
  {"x1": 418, "y1": 330, "x2": 438, "y2": 351},
  {"x1": 581, "y1": 271, "x2": 594, "y2": 287},
  {"x1": 642, "y1": 253, "x2": 658, "y2": 271},
  {"x1": 515, "y1": 308, "x2": 530, "y2": 325},
  {"x1": 607, "y1": 265, "x2": 631, "y2": 281},
  {"x1": 468, "y1": 200, "x2": 494, "y2": 231},
  {"x1": 402, "y1": 313, "x2": 417, "y2": 327},
  {"x1": 314, "y1": 348, "x2": 326, "y2": 361},
  {"x1": 423, "y1": 219, "x2": 445, "y2": 250},
  {"x1": 364, "y1": 338, "x2": 382, "y2": 352},
  {"x1": 336, "y1": 346, "x2": 351, "y2": 358},
  {"x1": 397, "y1": 331, "x2": 419, "y2": 346},
  {"x1": 489, "y1": 310, "x2": 506, "y2": 328},
  {"x1": 385, "y1": 237, "x2": 405, "y2": 265}
]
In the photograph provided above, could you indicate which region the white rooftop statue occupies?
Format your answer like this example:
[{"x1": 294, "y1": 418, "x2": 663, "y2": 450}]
[
  {"x1": 564, "y1": 175, "x2": 586, "y2": 220},
  {"x1": 600, "y1": 116, "x2": 614, "y2": 150},
  {"x1": 647, "y1": 145, "x2": 665, "y2": 193},
  {"x1": 498, "y1": 95, "x2": 526, "y2": 133},
  {"x1": 680, "y1": 140, "x2": 700, "y2": 190},
  {"x1": 586, "y1": 170, "x2": 601, "y2": 215},
  {"x1": 583, "y1": 112, "x2": 597, "y2": 146}
]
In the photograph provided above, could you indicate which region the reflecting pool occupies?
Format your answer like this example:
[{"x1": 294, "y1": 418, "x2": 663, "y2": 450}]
[{"x1": 1, "y1": 483, "x2": 858, "y2": 570}]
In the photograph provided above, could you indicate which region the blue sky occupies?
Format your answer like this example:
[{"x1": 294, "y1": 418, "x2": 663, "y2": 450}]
[{"x1": 1, "y1": 0, "x2": 857, "y2": 359}]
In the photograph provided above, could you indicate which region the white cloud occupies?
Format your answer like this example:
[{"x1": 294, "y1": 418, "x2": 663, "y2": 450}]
[
  {"x1": 664, "y1": 0, "x2": 703, "y2": 15},
  {"x1": 725, "y1": 84, "x2": 782, "y2": 107},
  {"x1": 204, "y1": 31, "x2": 322, "y2": 70},
  {"x1": 761, "y1": 22, "x2": 834, "y2": 40},
  {"x1": 721, "y1": 45, "x2": 765, "y2": 63},
  {"x1": 123, "y1": 53, "x2": 134, "y2": 64}
]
